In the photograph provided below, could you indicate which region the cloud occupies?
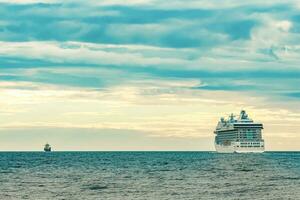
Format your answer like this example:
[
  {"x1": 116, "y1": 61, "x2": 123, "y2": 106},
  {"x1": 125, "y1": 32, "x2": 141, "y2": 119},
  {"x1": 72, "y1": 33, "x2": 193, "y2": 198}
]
[
  {"x1": 1, "y1": 40, "x2": 300, "y2": 103},
  {"x1": 1, "y1": 79, "x2": 300, "y2": 141},
  {"x1": 0, "y1": 41, "x2": 188, "y2": 67},
  {"x1": 0, "y1": 0, "x2": 57, "y2": 3},
  {"x1": 286, "y1": 92, "x2": 300, "y2": 99},
  {"x1": 0, "y1": 2, "x2": 257, "y2": 47}
]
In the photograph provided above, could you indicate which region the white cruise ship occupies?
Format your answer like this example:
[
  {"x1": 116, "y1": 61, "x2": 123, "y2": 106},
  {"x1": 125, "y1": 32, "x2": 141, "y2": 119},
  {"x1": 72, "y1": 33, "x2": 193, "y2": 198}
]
[{"x1": 214, "y1": 110, "x2": 264, "y2": 153}]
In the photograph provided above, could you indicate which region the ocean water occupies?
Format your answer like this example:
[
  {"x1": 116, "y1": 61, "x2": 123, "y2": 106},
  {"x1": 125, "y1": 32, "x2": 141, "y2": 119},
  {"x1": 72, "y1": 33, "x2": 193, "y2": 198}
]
[{"x1": 0, "y1": 152, "x2": 299, "y2": 200}]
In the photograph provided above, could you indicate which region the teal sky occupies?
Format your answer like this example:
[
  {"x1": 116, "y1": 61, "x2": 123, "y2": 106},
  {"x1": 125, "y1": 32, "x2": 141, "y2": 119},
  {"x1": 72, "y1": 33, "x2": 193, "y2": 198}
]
[{"x1": 0, "y1": 0, "x2": 300, "y2": 151}]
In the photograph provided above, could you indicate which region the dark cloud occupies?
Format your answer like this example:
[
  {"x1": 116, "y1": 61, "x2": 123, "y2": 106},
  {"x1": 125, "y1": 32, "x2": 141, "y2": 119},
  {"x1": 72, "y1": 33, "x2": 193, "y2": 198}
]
[{"x1": 0, "y1": 3, "x2": 260, "y2": 47}]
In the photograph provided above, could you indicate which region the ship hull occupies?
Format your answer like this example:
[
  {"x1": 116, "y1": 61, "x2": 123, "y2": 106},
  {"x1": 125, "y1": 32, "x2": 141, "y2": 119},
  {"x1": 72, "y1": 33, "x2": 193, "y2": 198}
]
[
  {"x1": 44, "y1": 148, "x2": 51, "y2": 152},
  {"x1": 215, "y1": 143, "x2": 264, "y2": 153},
  {"x1": 215, "y1": 143, "x2": 235, "y2": 153}
]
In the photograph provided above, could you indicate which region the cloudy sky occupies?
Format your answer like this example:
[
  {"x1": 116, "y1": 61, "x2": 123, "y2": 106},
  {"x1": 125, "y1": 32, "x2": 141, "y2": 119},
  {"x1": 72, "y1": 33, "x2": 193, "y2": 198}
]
[{"x1": 0, "y1": 0, "x2": 300, "y2": 151}]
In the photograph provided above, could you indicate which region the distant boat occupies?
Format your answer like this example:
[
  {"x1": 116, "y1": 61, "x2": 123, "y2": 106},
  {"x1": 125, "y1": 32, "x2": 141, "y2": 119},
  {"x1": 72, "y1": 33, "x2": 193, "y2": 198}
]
[{"x1": 44, "y1": 143, "x2": 52, "y2": 152}]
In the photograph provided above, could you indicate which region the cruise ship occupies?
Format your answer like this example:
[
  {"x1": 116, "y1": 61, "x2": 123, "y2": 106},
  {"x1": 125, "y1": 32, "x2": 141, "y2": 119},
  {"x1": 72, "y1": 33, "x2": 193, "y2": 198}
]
[{"x1": 214, "y1": 110, "x2": 264, "y2": 153}]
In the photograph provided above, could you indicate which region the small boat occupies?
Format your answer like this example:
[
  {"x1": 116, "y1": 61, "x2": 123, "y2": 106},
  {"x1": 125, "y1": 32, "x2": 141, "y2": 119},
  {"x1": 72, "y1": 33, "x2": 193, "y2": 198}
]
[{"x1": 44, "y1": 143, "x2": 52, "y2": 152}]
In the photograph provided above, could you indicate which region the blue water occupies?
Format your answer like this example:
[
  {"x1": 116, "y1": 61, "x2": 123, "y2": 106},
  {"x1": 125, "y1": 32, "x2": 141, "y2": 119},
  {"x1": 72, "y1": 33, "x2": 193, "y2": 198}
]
[{"x1": 0, "y1": 152, "x2": 299, "y2": 200}]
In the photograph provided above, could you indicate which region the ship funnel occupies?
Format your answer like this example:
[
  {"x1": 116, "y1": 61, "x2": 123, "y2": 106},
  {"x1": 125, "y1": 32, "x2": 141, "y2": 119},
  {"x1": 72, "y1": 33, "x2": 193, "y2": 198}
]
[{"x1": 240, "y1": 110, "x2": 249, "y2": 120}]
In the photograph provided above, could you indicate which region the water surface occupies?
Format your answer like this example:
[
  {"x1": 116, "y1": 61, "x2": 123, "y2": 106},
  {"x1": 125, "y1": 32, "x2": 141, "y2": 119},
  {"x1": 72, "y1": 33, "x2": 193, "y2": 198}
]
[{"x1": 0, "y1": 152, "x2": 299, "y2": 200}]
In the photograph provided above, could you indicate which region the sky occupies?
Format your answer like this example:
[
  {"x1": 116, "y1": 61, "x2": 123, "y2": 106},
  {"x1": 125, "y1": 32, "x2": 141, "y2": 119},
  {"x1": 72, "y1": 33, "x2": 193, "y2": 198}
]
[{"x1": 0, "y1": 0, "x2": 300, "y2": 151}]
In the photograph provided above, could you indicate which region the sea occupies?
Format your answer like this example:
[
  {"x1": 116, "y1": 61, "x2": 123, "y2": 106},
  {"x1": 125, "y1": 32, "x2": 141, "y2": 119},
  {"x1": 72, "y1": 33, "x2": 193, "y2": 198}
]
[{"x1": 0, "y1": 152, "x2": 299, "y2": 200}]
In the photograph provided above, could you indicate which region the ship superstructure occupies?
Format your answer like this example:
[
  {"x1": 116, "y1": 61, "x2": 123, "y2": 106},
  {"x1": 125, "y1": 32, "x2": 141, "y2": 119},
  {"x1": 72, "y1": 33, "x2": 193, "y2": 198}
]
[{"x1": 214, "y1": 110, "x2": 264, "y2": 153}]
